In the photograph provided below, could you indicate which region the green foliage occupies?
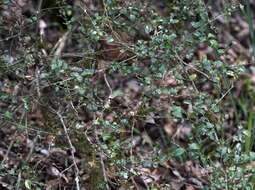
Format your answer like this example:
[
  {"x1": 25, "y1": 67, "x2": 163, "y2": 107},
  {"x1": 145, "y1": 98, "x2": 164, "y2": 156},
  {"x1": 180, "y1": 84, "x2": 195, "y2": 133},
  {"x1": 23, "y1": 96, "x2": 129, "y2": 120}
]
[{"x1": 0, "y1": 0, "x2": 253, "y2": 189}]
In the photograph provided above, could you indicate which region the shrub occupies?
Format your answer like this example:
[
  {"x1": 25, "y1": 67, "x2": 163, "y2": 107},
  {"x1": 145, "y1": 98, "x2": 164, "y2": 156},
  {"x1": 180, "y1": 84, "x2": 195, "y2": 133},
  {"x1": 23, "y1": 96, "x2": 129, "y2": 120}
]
[{"x1": 0, "y1": 0, "x2": 253, "y2": 189}]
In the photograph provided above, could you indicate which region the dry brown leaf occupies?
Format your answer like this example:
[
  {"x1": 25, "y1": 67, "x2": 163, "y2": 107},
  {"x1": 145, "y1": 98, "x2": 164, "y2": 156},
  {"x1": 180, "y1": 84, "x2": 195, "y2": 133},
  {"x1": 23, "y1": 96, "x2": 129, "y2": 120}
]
[
  {"x1": 164, "y1": 122, "x2": 176, "y2": 135},
  {"x1": 46, "y1": 179, "x2": 60, "y2": 190},
  {"x1": 186, "y1": 185, "x2": 195, "y2": 190},
  {"x1": 170, "y1": 181, "x2": 183, "y2": 190},
  {"x1": 101, "y1": 31, "x2": 132, "y2": 61}
]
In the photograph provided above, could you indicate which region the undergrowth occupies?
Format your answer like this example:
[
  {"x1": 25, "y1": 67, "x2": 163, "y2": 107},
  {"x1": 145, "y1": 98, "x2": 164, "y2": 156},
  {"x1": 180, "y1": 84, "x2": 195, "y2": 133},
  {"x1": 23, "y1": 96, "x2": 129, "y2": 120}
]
[{"x1": 0, "y1": 0, "x2": 254, "y2": 189}]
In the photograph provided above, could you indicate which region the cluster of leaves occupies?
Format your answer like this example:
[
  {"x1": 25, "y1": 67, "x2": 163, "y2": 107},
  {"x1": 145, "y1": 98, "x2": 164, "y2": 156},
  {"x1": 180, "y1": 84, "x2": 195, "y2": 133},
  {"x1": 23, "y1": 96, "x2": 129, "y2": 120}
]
[{"x1": 0, "y1": 0, "x2": 254, "y2": 189}]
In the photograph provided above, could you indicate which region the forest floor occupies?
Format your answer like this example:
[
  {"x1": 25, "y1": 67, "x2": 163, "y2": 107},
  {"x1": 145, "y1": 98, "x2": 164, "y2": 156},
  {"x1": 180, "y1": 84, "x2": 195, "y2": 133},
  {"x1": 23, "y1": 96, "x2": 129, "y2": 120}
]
[{"x1": 0, "y1": 0, "x2": 254, "y2": 190}]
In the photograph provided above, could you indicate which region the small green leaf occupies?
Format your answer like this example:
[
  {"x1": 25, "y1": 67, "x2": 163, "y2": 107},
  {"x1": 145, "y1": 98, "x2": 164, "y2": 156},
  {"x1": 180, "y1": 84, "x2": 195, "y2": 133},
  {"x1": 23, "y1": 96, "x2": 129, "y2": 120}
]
[
  {"x1": 189, "y1": 143, "x2": 200, "y2": 150},
  {"x1": 172, "y1": 106, "x2": 183, "y2": 118},
  {"x1": 81, "y1": 69, "x2": 95, "y2": 76},
  {"x1": 106, "y1": 36, "x2": 114, "y2": 43},
  {"x1": 129, "y1": 14, "x2": 136, "y2": 22},
  {"x1": 110, "y1": 90, "x2": 124, "y2": 98},
  {"x1": 189, "y1": 74, "x2": 197, "y2": 80},
  {"x1": 172, "y1": 147, "x2": 185, "y2": 157},
  {"x1": 75, "y1": 123, "x2": 84, "y2": 129},
  {"x1": 145, "y1": 25, "x2": 152, "y2": 34},
  {"x1": 8, "y1": 168, "x2": 15, "y2": 175},
  {"x1": 209, "y1": 39, "x2": 219, "y2": 49}
]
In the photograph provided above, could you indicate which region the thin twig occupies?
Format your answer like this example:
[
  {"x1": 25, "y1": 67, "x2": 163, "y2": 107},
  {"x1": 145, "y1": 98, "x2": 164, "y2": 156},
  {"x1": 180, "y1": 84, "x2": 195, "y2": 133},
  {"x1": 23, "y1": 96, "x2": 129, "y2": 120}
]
[
  {"x1": 25, "y1": 134, "x2": 39, "y2": 162},
  {"x1": 130, "y1": 121, "x2": 135, "y2": 164},
  {"x1": 56, "y1": 111, "x2": 81, "y2": 190},
  {"x1": 174, "y1": 51, "x2": 199, "y2": 92},
  {"x1": 119, "y1": 55, "x2": 138, "y2": 64},
  {"x1": 175, "y1": 51, "x2": 210, "y2": 79},
  {"x1": 131, "y1": 176, "x2": 141, "y2": 190},
  {"x1": 35, "y1": 66, "x2": 41, "y2": 98},
  {"x1": 100, "y1": 152, "x2": 110, "y2": 190},
  {"x1": 51, "y1": 30, "x2": 71, "y2": 57},
  {"x1": 36, "y1": 0, "x2": 43, "y2": 34},
  {"x1": 104, "y1": 73, "x2": 113, "y2": 97},
  {"x1": 1, "y1": 131, "x2": 16, "y2": 164},
  {"x1": 15, "y1": 171, "x2": 22, "y2": 190},
  {"x1": 95, "y1": 127, "x2": 110, "y2": 190},
  {"x1": 213, "y1": 83, "x2": 234, "y2": 107}
]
